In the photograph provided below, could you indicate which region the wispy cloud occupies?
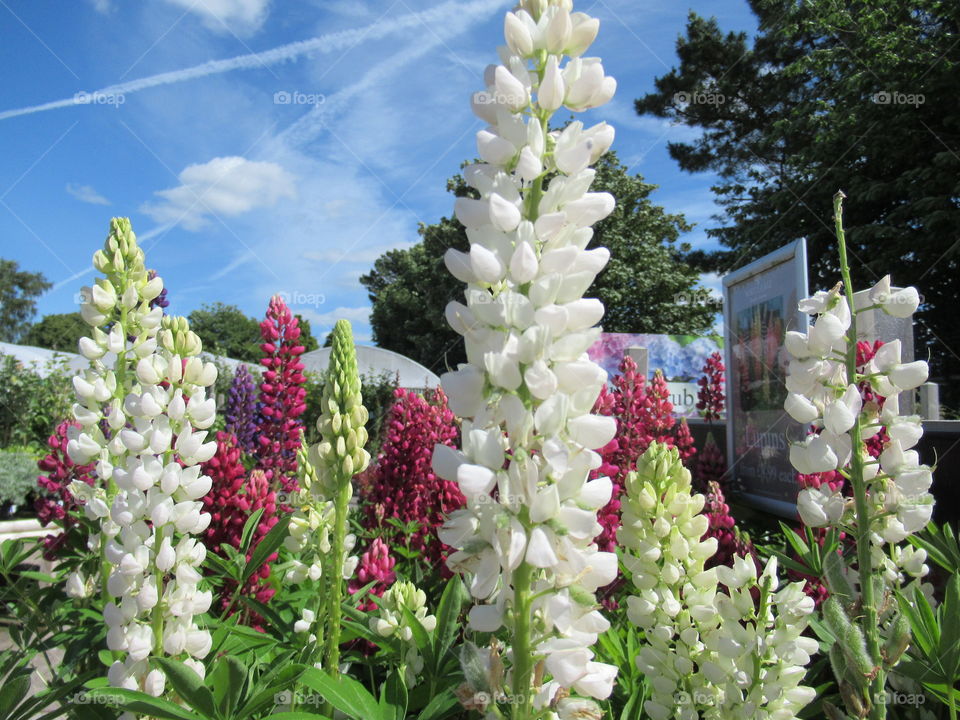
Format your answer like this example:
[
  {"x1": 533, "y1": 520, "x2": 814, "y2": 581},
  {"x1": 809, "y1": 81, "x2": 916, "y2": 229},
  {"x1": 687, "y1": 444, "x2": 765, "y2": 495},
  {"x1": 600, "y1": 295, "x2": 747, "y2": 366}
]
[
  {"x1": 140, "y1": 156, "x2": 296, "y2": 230},
  {"x1": 278, "y1": 0, "x2": 510, "y2": 150},
  {"x1": 0, "y1": 0, "x2": 498, "y2": 122},
  {"x1": 66, "y1": 182, "x2": 110, "y2": 205},
  {"x1": 162, "y1": 0, "x2": 271, "y2": 36}
]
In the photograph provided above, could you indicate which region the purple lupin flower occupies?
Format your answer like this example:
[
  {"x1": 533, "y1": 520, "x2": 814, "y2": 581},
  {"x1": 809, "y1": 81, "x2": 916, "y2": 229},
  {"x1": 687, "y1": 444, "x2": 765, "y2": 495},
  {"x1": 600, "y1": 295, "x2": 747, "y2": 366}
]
[
  {"x1": 147, "y1": 269, "x2": 169, "y2": 311},
  {"x1": 225, "y1": 364, "x2": 259, "y2": 452}
]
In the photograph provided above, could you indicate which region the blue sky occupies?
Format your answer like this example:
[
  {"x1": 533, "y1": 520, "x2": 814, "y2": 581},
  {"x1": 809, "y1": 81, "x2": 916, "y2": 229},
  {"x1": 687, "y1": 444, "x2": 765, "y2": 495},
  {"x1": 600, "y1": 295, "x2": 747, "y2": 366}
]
[{"x1": 0, "y1": 0, "x2": 757, "y2": 344}]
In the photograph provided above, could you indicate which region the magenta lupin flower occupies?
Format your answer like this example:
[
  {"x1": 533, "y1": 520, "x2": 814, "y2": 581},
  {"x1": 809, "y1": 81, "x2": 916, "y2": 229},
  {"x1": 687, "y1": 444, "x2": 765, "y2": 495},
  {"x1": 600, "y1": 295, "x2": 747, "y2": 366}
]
[
  {"x1": 693, "y1": 431, "x2": 726, "y2": 492},
  {"x1": 703, "y1": 480, "x2": 756, "y2": 571},
  {"x1": 255, "y1": 295, "x2": 307, "y2": 493},
  {"x1": 202, "y1": 432, "x2": 279, "y2": 625},
  {"x1": 225, "y1": 364, "x2": 259, "y2": 453},
  {"x1": 674, "y1": 418, "x2": 697, "y2": 464},
  {"x1": 35, "y1": 419, "x2": 96, "y2": 559},
  {"x1": 362, "y1": 388, "x2": 462, "y2": 568},
  {"x1": 696, "y1": 351, "x2": 725, "y2": 422},
  {"x1": 349, "y1": 536, "x2": 396, "y2": 611}
]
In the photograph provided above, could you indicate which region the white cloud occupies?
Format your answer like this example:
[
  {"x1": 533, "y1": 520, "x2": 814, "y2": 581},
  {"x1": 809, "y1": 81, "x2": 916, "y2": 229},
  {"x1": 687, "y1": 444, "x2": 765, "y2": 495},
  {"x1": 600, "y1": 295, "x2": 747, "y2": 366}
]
[
  {"x1": 90, "y1": 0, "x2": 111, "y2": 12},
  {"x1": 162, "y1": 0, "x2": 271, "y2": 35},
  {"x1": 141, "y1": 156, "x2": 296, "y2": 230},
  {"x1": 66, "y1": 183, "x2": 110, "y2": 205},
  {"x1": 299, "y1": 305, "x2": 371, "y2": 329}
]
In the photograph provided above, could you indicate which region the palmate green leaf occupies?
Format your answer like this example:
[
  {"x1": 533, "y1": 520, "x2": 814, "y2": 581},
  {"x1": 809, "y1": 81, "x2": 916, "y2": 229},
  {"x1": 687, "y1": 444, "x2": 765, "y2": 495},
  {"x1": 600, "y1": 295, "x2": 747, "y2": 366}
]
[
  {"x1": 432, "y1": 576, "x2": 465, "y2": 673},
  {"x1": 86, "y1": 688, "x2": 201, "y2": 720},
  {"x1": 300, "y1": 668, "x2": 383, "y2": 720},
  {"x1": 242, "y1": 515, "x2": 291, "y2": 585},
  {"x1": 239, "y1": 508, "x2": 265, "y2": 557},
  {"x1": 939, "y1": 573, "x2": 960, "y2": 680},
  {"x1": 267, "y1": 713, "x2": 331, "y2": 720},
  {"x1": 415, "y1": 690, "x2": 459, "y2": 720},
  {"x1": 210, "y1": 655, "x2": 246, "y2": 718},
  {"x1": 234, "y1": 663, "x2": 308, "y2": 719},
  {"x1": 238, "y1": 595, "x2": 290, "y2": 640},
  {"x1": 381, "y1": 668, "x2": 408, "y2": 720},
  {"x1": 151, "y1": 658, "x2": 216, "y2": 718},
  {"x1": 0, "y1": 673, "x2": 30, "y2": 718},
  {"x1": 909, "y1": 523, "x2": 960, "y2": 574}
]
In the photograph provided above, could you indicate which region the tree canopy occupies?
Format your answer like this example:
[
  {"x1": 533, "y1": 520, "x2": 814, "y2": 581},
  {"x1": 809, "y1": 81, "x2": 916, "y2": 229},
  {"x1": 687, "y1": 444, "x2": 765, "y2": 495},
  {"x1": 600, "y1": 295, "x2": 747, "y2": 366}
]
[
  {"x1": 187, "y1": 302, "x2": 318, "y2": 362},
  {"x1": 636, "y1": 0, "x2": 960, "y2": 393},
  {"x1": 360, "y1": 151, "x2": 719, "y2": 373},
  {"x1": 0, "y1": 259, "x2": 51, "y2": 343},
  {"x1": 20, "y1": 312, "x2": 88, "y2": 353}
]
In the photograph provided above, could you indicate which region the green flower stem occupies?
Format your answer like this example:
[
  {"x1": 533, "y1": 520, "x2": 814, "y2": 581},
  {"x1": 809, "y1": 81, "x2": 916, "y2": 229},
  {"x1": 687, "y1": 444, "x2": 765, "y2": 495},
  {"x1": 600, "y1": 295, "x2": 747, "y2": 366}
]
[
  {"x1": 509, "y1": 560, "x2": 534, "y2": 720},
  {"x1": 323, "y1": 476, "x2": 350, "y2": 676},
  {"x1": 834, "y1": 190, "x2": 885, "y2": 719}
]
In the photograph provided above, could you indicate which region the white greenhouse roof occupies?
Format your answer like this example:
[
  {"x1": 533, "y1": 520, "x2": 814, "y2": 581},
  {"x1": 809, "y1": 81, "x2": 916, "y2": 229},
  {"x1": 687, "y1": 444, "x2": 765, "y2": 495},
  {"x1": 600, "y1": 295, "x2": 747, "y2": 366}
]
[
  {"x1": 0, "y1": 341, "x2": 440, "y2": 389},
  {"x1": 301, "y1": 345, "x2": 440, "y2": 389}
]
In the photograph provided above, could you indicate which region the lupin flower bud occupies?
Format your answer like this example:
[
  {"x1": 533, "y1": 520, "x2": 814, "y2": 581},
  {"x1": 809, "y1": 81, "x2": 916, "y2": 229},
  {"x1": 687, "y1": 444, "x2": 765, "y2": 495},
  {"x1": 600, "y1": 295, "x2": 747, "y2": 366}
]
[
  {"x1": 371, "y1": 580, "x2": 437, "y2": 687},
  {"x1": 307, "y1": 319, "x2": 370, "y2": 675}
]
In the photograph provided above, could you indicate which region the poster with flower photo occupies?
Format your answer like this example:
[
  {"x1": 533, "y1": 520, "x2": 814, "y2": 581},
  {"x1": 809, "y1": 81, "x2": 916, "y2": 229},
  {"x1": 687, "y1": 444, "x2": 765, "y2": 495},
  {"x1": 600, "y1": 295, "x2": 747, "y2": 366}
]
[
  {"x1": 723, "y1": 240, "x2": 809, "y2": 516},
  {"x1": 587, "y1": 333, "x2": 724, "y2": 417}
]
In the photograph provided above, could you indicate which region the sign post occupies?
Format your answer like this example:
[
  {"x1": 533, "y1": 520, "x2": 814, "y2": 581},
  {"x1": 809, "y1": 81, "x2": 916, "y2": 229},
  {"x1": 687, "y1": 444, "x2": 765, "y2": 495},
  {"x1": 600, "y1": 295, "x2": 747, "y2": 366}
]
[{"x1": 723, "y1": 240, "x2": 808, "y2": 517}]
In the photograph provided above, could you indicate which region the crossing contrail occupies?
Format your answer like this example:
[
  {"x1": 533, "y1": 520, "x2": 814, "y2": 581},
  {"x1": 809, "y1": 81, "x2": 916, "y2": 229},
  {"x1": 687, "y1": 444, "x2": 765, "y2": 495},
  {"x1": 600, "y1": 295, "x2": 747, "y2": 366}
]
[{"x1": 0, "y1": 0, "x2": 497, "y2": 122}]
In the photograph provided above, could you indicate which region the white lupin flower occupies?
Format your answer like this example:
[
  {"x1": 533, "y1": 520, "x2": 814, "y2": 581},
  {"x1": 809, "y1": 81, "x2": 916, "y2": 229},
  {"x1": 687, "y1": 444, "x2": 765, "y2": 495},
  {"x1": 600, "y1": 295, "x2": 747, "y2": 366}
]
[
  {"x1": 784, "y1": 193, "x2": 936, "y2": 718},
  {"x1": 621, "y1": 443, "x2": 815, "y2": 720},
  {"x1": 436, "y1": 0, "x2": 616, "y2": 710},
  {"x1": 370, "y1": 581, "x2": 437, "y2": 688},
  {"x1": 66, "y1": 219, "x2": 217, "y2": 696}
]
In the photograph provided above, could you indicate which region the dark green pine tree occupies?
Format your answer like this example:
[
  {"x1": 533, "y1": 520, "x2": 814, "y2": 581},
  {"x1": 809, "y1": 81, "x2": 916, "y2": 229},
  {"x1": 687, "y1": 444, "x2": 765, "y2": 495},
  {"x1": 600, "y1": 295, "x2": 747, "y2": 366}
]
[{"x1": 636, "y1": 0, "x2": 960, "y2": 399}]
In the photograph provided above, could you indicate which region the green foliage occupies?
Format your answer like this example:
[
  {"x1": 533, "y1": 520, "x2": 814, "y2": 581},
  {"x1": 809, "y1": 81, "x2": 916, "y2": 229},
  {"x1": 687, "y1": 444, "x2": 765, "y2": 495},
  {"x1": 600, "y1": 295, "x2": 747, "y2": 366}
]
[
  {"x1": 0, "y1": 353, "x2": 73, "y2": 450},
  {"x1": 19, "y1": 312, "x2": 88, "y2": 353},
  {"x1": 0, "y1": 259, "x2": 51, "y2": 343},
  {"x1": 303, "y1": 370, "x2": 398, "y2": 452},
  {"x1": 295, "y1": 314, "x2": 319, "y2": 353},
  {"x1": 896, "y1": 573, "x2": 960, "y2": 713},
  {"x1": 0, "y1": 447, "x2": 40, "y2": 515},
  {"x1": 188, "y1": 303, "x2": 263, "y2": 362},
  {"x1": 187, "y1": 303, "x2": 319, "y2": 363},
  {"x1": 360, "y1": 151, "x2": 718, "y2": 372},
  {"x1": 636, "y1": 0, "x2": 960, "y2": 397}
]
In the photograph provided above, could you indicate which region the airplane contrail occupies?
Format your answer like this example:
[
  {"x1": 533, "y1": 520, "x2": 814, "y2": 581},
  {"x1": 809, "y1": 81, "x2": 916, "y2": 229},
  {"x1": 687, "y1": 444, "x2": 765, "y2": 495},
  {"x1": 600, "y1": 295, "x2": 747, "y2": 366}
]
[
  {"x1": 0, "y1": 0, "x2": 496, "y2": 122},
  {"x1": 278, "y1": 0, "x2": 509, "y2": 149}
]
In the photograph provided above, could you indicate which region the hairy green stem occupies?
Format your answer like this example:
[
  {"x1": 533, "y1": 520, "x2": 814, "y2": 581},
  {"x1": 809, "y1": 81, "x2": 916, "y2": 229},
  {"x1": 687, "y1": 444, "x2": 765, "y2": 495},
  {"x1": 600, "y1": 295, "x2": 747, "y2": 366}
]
[
  {"x1": 323, "y1": 478, "x2": 351, "y2": 676},
  {"x1": 510, "y1": 560, "x2": 534, "y2": 720},
  {"x1": 834, "y1": 191, "x2": 886, "y2": 719}
]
